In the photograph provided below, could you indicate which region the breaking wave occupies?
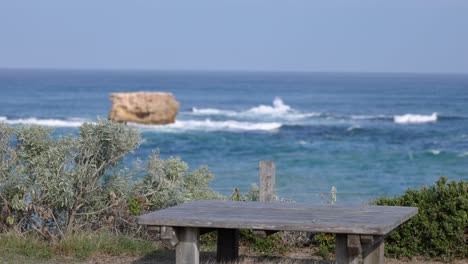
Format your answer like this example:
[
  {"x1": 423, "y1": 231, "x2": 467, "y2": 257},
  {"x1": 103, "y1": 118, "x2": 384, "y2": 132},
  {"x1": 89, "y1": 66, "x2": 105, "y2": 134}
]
[
  {"x1": 247, "y1": 97, "x2": 292, "y2": 115},
  {"x1": 192, "y1": 108, "x2": 237, "y2": 116},
  {"x1": 130, "y1": 119, "x2": 282, "y2": 132},
  {"x1": 347, "y1": 125, "x2": 362, "y2": 131},
  {"x1": 351, "y1": 115, "x2": 390, "y2": 121},
  {"x1": 191, "y1": 97, "x2": 322, "y2": 120},
  {"x1": 0, "y1": 116, "x2": 86, "y2": 127},
  {"x1": 0, "y1": 116, "x2": 281, "y2": 132},
  {"x1": 394, "y1": 113, "x2": 438, "y2": 124}
]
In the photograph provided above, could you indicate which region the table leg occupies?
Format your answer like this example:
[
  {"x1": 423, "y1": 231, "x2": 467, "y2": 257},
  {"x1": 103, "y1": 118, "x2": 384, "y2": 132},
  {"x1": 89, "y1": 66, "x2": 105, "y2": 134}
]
[
  {"x1": 216, "y1": 228, "x2": 239, "y2": 263},
  {"x1": 176, "y1": 227, "x2": 200, "y2": 264},
  {"x1": 335, "y1": 234, "x2": 359, "y2": 264},
  {"x1": 363, "y1": 239, "x2": 384, "y2": 264}
]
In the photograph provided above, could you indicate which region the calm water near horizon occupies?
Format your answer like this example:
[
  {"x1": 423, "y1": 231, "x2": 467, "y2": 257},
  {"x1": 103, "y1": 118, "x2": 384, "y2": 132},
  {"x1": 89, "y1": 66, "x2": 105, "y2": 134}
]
[{"x1": 1, "y1": 69, "x2": 467, "y2": 203}]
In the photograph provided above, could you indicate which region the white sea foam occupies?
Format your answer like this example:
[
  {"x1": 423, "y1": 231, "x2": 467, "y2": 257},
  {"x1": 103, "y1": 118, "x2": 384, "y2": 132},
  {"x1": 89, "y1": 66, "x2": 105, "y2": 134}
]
[
  {"x1": 430, "y1": 149, "x2": 441, "y2": 155},
  {"x1": 130, "y1": 119, "x2": 282, "y2": 132},
  {"x1": 347, "y1": 125, "x2": 362, "y2": 131},
  {"x1": 351, "y1": 115, "x2": 389, "y2": 120},
  {"x1": 1, "y1": 117, "x2": 86, "y2": 127},
  {"x1": 192, "y1": 108, "x2": 237, "y2": 116},
  {"x1": 458, "y1": 152, "x2": 468, "y2": 157},
  {"x1": 394, "y1": 113, "x2": 438, "y2": 124},
  {"x1": 191, "y1": 97, "x2": 321, "y2": 120},
  {"x1": 246, "y1": 97, "x2": 292, "y2": 115}
]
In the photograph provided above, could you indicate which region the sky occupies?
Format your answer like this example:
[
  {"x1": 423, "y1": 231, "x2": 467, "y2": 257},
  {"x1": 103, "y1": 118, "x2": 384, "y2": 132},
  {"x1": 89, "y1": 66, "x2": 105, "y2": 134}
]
[{"x1": 1, "y1": 0, "x2": 468, "y2": 73}]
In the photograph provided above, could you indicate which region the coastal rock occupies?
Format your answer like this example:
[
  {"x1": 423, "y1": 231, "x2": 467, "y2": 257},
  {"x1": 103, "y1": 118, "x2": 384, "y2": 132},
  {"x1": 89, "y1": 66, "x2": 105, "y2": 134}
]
[{"x1": 108, "y1": 92, "x2": 179, "y2": 125}]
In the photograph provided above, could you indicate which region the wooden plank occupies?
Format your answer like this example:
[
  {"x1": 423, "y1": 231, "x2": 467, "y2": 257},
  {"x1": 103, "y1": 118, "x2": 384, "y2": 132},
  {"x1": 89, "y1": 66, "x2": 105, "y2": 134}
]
[
  {"x1": 147, "y1": 226, "x2": 160, "y2": 231},
  {"x1": 336, "y1": 234, "x2": 359, "y2": 264},
  {"x1": 175, "y1": 227, "x2": 199, "y2": 264},
  {"x1": 360, "y1": 235, "x2": 374, "y2": 245},
  {"x1": 363, "y1": 239, "x2": 384, "y2": 264},
  {"x1": 137, "y1": 200, "x2": 418, "y2": 235},
  {"x1": 347, "y1": 234, "x2": 361, "y2": 256},
  {"x1": 216, "y1": 228, "x2": 239, "y2": 263},
  {"x1": 259, "y1": 160, "x2": 275, "y2": 202}
]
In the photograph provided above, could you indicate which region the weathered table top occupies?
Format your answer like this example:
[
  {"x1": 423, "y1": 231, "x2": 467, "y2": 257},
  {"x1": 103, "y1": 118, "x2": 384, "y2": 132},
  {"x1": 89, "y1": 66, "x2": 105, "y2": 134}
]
[{"x1": 137, "y1": 200, "x2": 417, "y2": 235}]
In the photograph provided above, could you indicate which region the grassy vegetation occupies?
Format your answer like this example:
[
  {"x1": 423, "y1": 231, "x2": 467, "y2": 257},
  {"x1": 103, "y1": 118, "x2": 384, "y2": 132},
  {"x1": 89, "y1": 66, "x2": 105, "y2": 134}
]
[
  {"x1": 0, "y1": 231, "x2": 158, "y2": 261},
  {"x1": 240, "y1": 230, "x2": 287, "y2": 255},
  {"x1": 0, "y1": 232, "x2": 52, "y2": 259}
]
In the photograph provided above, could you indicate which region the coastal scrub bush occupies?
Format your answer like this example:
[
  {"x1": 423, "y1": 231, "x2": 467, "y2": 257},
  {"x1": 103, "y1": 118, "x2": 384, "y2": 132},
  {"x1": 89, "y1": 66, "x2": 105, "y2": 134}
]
[
  {"x1": 133, "y1": 153, "x2": 221, "y2": 212},
  {"x1": 0, "y1": 123, "x2": 26, "y2": 229},
  {"x1": 0, "y1": 121, "x2": 141, "y2": 239},
  {"x1": 0, "y1": 121, "x2": 220, "y2": 241},
  {"x1": 373, "y1": 176, "x2": 467, "y2": 260}
]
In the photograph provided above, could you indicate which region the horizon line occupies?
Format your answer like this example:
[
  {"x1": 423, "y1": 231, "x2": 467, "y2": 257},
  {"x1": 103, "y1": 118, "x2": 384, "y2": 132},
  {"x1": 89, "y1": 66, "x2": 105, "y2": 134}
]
[{"x1": 1, "y1": 66, "x2": 468, "y2": 76}]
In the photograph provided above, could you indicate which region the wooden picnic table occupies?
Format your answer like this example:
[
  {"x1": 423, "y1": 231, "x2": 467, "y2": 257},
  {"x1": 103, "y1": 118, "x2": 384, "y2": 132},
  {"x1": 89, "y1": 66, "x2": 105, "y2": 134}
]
[{"x1": 137, "y1": 200, "x2": 418, "y2": 264}]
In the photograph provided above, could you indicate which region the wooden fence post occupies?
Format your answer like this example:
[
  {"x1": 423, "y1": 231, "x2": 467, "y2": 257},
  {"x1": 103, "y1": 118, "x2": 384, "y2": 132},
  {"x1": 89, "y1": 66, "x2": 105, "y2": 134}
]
[
  {"x1": 259, "y1": 160, "x2": 275, "y2": 202},
  {"x1": 254, "y1": 161, "x2": 276, "y2": 238}
]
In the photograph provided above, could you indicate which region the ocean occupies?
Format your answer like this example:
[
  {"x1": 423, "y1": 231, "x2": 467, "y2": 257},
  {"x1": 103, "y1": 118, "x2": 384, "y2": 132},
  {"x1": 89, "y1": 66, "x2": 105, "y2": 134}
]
[{"x1": 1, "y1": 69, "x2": 467, "y2": 203}]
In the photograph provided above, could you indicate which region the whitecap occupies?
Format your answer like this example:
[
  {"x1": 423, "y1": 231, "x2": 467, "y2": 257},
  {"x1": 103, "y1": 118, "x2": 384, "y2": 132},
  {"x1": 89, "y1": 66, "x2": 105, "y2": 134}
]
[
  {"x1": 190, "y1": 97, "x2": 322, "y2": 121},
  {"x1": 297, "y1": 140, "x2": 308, "y2": 145},
  {"x1": 429, "y1": 149, "x2": 441, "y2": 155},
  {"x1": 192, "y1": 107, "x2": 237, "y2": 116},
  {"x1": 351, "y1": 115, "x2": 389, "y2": 120},
  {"x1": 394, "y1": 113, "x2": 437, "y2": 124},
  {"x1": 347, "y1": 125, "x2": 362, "y2": 131},
  {"x1": 1, "y1": 117, "x2": 86, "y2": 127},
  {"x1": 458, "y1": 152, "x2": 468, "y2": 157},
  {"x1": 246, "y1": 97, "x2": 291, "y2": 115},
  {"x1": 0, "y1": 116, "x2": 6, "y2": 122},
  {"x1": 129, "y1": 119, "x2": 282, "y2": 132}
]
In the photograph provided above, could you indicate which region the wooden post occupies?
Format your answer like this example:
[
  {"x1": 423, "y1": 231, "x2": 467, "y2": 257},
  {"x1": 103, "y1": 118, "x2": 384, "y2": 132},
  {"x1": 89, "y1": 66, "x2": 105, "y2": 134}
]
[
  {"x1": 259, "y1": 160, "x2": 275, "y2": 202},
  {"x1": 216, "y1": 228, "x2": 240, "y2": 263},
  {"x1": 363, "y1": 239, "x2": 384, "y2": 264},
  {"x1": 176, "y1": 227, "x2": 200, "y2": 264},
  {"x1": 335, "y1": 234, "x2": 359, "y2": 264},
  {"x1": 254, "y1": 161, "x2": 276, "y2": 237}
]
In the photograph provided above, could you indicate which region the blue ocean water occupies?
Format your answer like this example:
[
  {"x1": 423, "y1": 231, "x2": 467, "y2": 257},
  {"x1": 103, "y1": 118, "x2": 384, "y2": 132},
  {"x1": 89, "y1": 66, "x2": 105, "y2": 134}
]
[{"x1": 1, "y1": 69, "x2": 467, "y2": 203}]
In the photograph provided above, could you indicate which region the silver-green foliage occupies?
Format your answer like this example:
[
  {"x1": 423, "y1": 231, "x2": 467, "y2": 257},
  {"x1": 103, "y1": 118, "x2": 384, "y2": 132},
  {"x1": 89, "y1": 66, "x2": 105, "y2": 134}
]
[
  {"x1": 1, "y1": 121, "x2": 141, "y2": 237},
  {"x1": 135, "y1": 153, "x2": 221, "y2": 212},
  {"x1": 0, "y1": 121, "x2": 220, "y2": 239},
  {"x1": 0, "y1": 124, "x2": 27, "y2": 215}
]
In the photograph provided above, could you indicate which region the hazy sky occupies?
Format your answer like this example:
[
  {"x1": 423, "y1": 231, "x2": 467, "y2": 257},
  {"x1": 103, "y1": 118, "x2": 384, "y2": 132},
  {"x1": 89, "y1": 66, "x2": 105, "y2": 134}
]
[{"x1": 1, "y1": 0, "x2": 468, "y2": 73}]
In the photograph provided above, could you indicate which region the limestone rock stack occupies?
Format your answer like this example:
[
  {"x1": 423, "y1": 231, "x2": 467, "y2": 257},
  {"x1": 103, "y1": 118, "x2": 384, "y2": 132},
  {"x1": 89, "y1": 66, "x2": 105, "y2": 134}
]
[{"x1": 108, "y1": 92, "x2": 179, "y2": 125}]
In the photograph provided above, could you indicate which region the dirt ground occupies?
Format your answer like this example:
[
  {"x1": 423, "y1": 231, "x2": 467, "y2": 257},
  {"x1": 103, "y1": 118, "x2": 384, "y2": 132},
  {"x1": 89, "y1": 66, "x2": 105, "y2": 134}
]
[
  {"x1": 2, "y1": 249, "x2": 465, "y2": 264},
  {"x1": 84, "y1": 251, "x2": 468, "y2": 264}
]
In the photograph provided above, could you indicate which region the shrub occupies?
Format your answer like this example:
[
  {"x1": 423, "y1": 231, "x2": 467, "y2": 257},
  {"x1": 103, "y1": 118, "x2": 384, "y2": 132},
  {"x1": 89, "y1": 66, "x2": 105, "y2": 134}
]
[
  {"x1": 0, "y1": 121, "x2": 141, "y2": 238},
  {"x1": 134, "y1": 153, "x2": 221, "y2": 212},
  {"x1": 240, "y1": 229, "x2": 287, "y2": 255},
  {"x1": 373, "y1": 176, "x2": 467, "y2": 260},
  {"x1": 310, "y1": 233, "x2": 335, "y2": 260},
  {"x1": 0, "y1": 121, "x2": 220, "y2": 240}
]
